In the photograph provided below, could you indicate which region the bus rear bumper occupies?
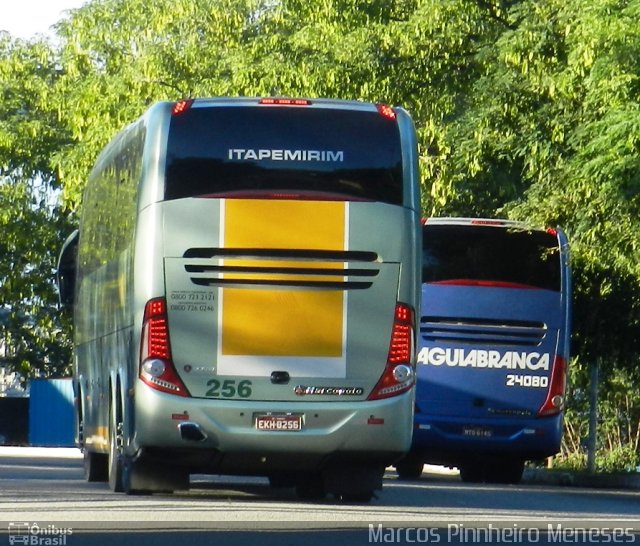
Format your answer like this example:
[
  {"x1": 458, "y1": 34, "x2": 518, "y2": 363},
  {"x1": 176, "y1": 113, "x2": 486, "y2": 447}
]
[
  {"x1": 129, "y1": 385, "x2": 414, "y2": 474},
  {"x1": 410, "y1": 413, "x2": 563, "y2": 464}
]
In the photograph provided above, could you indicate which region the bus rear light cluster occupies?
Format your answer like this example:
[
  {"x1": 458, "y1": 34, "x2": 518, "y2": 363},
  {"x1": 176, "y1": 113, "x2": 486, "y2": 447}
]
[
  {"x1": 368, "y1": 303, "x2": 415, "y2": 400},
  {"x1": 140, "y1": 298, "x2": 190, "y2": 397},
  {"x1": 537, "y1": 356, "x2": 567, "y2": 416}
]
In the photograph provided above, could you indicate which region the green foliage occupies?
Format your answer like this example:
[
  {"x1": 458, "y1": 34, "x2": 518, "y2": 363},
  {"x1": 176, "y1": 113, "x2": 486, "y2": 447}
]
[
  {"x1": 433, "y1": 0, "x2": 640, "y2": 371},
  {"x1": 558, "y1": 361, "x2": 640, "y2": 472},
  {"x1": 0, "y1": 33, "x2": 72, "y2": 378},
  {"x1": 0, "y1": 179, "x2": 72, "y2": 378},
  {"x1": 51, "y1": 0, "x2": 507, "y2": 209},
  {"x1": 0, "y1": 35, "x2": 61, "y2": 178}
]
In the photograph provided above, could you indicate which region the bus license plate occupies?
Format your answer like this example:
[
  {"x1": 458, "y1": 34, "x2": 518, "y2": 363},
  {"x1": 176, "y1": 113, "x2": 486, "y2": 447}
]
[
  {"x1": 462, "y1": 426, "x2": 493, "y2": 438},
  {"x1": 255, "y1": 413, "x2": 303, "y2": 432}
]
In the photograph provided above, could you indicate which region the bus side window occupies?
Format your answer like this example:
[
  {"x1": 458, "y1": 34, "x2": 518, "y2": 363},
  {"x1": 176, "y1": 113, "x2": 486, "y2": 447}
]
[{"x1": 57, "y1": 230, "x2": 79, "y2": 308}]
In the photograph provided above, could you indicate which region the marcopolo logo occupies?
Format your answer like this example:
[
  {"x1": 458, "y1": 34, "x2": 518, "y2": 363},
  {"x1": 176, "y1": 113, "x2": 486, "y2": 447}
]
[
  {"x1": 228, "y1": 148, "x2": 345, "y2": 162},
  {"x1": 8, "y1": 523, "x2": 72, "y2": 546},
  {"x1": 417, "y1": 347, "x2": 551, "y2": 371},
  {"x1": 294, "y1": 385, "x2": 365, "y2": 396}
]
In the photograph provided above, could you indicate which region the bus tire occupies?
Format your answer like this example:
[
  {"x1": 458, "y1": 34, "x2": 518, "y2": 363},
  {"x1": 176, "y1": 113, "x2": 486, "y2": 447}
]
[
  {"x1": 459, "y1": 463, "x2": 485, "y2": 483},
  {"x1": 295, "y1": 473, "x2": 326, "y2": 500},
  {"x1": 324, "y1": 464, "x2": 383, "y2": 503},
  {"x1": 339, "y1": 491, "x2": 376, "y2": 503},
  {"x1": 268, "y1": 473, "x2": 296, "y2": 489},
  {"x1": 122, "y1": 457, "x2": 189, "y2": 495},
  {"x1": 485, "y1": 460, "x2": 524, "y2": 485},
  {"x1": 108, "y1": 411, "x2": 124, "y2": 493},
  {"x1": 84, "y1": 449, "x2": 108, "y2": 482},
  {"x1": 395, "y1": 455, "x2": 424, "y2": 480}
]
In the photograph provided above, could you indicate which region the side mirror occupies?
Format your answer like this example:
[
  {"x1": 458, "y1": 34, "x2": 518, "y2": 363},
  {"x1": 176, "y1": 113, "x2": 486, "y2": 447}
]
[{"x1": 57, "y1": 230, "x2": 79, "y2": 308}]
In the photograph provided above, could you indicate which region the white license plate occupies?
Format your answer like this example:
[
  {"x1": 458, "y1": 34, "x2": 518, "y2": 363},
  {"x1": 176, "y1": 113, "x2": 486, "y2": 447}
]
[
  {"x1": 255, "y1": 413, "x2": 303, "y2": 432},
  {"x1": 462, "y1": 426, "x2": 493, "y2": 438}
]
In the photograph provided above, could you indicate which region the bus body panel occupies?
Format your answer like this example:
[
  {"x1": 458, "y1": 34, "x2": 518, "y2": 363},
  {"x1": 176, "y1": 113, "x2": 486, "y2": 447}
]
[
  {"x1": 417, "y1": 285, "x2": 563, "y2": 418},
  {"x1": 131, "y1": 380, "x2": 414, "y2": 469},
  {"x1": 412, "y1": 413, "x2": 564, "y2": 462},
  {"x1": 411, "y1": 219, "x2": 571, "y2": 467},
  {"x1": 160, "y1": 198, "x2": 414, "y2": 401}
]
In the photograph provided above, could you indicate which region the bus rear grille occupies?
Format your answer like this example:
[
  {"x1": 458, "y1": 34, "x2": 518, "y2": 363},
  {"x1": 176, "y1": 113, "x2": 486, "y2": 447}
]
[
  {"x1": 183, "y1": 248, "x2": 379, "y2": 290},
  {"x1": 420, "y1": 316, "x2": 547, "y2": 347}
]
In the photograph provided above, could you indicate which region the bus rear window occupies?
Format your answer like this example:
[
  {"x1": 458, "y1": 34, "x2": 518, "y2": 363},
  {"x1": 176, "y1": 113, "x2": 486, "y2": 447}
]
[
  {"x1": 423, "y1": 225, "x2": 561, "y2": 291},
  {"x1": 164, "y1": 106, "x2": 403, "y2": 204}
]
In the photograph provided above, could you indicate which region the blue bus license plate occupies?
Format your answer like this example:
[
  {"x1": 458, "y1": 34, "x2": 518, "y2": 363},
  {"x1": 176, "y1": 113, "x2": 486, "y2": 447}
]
[{"x1": 255, "y1": 413, "x2": 303, "y2": 432}]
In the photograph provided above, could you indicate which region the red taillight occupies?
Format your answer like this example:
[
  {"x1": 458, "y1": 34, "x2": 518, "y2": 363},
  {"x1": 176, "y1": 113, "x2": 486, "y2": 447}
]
[
  {"x1": 368, "y1": 303, "x2": 415, "y2": 400},
  {"x1": 143, "y1": 299, "x2": 170, "y2": 359},
  {"x1": 376, "y1": 103, "x2": 396, "y2": 120},
  {"x1": 538, "y1": 356, "x2": 567, "y2": 416},
  {"x1": 172, "y1": 99, "x2": 194, "y2": 116},
  {"x1": 546, "y1": 227, "x2": 558, "y2": 237},
  {"x1": 388, "y1": 304, "x2": 413, "y2": 364},
  {"x1": 139, "y1": 298, "x2": 190, "y2": 397},
  {"x1": 259, "y1": 98, "x2": 311, "y2": 106}
]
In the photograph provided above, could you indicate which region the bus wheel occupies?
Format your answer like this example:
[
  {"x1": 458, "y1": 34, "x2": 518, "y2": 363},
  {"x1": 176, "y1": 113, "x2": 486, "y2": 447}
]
[
  {"x1": 339, "y1": 491, "x2": 376, "y2": 503},
  {"x1": 84, "y1": 449, "x2": 108, "y2": 482},
  {"x1": 122, "y1": 457, "x2": 189, "y2": 495},
  {"x1": 485, "y1": 461, "x2": 525, "y2": 485},
  {"x1": 395, "y1": 455, "x2": 424, "y2": 480},
  {"x1": 295, "y1": 473, "x2": 326, "y2": 500},
  {"x1": 459, "y1": 463, "x2": 485, "y2": 483},
  {"x1": 324, "y1": 464, "x2": 383, "y2": 503},
  {"x1": 108, "y1": 411, "x2": 124, "y2": 493},
  {"x1": 268, "y1": 473, "x2": 296, "y2": 489}
]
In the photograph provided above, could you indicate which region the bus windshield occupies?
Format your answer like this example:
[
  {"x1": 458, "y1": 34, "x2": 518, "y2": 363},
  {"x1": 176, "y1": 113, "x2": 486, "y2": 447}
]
[
  {"x1": 165, "y1": 106, "x2": 403, "y2": 204},
  {"x1": 422, "y1": 224, "x2": 561, "y2": 291}
]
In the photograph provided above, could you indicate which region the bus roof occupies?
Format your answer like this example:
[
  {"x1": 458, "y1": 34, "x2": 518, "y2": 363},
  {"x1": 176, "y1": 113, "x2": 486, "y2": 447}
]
[
  {"x1": 172, "y1": 96, "x2": 386, "y2": 113},
  {"x1": 423, "y1": 217, "x2": 552, "y2": 233}
]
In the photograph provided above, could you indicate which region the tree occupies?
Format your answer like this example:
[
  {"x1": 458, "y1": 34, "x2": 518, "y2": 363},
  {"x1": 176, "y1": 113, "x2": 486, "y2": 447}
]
[
  {"x1": 52, "y1": 0, "x2": 263, "y2": 209},
  {"x1": 51, "y1": 0, "x2": 508, "y2": 209},
  {"x1": 0, "y1": 34, "x2": 72, "y2": 378},
  {"x1": 433, "y1": 0, "x2": 640, "y2": 371}
]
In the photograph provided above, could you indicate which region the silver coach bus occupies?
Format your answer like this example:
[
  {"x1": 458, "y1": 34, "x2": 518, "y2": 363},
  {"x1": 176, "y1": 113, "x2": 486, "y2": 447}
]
[{"x1": 57, "y1": 97, "x2": 421, "y2": 501}]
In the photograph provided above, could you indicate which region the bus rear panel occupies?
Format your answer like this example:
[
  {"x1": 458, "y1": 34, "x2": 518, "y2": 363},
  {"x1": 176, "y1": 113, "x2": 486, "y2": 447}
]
[{"x1": 402, "y1": 218, "x2": 570, "y2": 484}]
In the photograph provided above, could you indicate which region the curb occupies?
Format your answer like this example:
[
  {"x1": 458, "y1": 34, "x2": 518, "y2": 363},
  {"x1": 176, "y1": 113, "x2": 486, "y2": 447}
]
[
  {"x1": 523, "y1": 468, "x2": 640, "y2": 490},
  {"x1": 0, "y1": 446, "x2": 82, "y2": 459}
]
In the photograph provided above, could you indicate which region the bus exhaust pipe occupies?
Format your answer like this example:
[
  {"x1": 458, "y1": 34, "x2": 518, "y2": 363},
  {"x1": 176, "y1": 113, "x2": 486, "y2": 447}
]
[{"x1": 178, "y1": 422, "x2": 208, "y2": 442}]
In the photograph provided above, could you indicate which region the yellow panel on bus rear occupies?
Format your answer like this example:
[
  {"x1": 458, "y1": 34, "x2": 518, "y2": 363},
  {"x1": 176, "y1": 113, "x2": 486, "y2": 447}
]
[{"x1": 220, "y1": 199, "x2": 345, "y2": 359}]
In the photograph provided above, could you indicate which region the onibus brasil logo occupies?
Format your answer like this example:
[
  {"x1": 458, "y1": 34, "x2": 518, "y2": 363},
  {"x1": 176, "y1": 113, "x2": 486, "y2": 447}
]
[{"x1": 8, "y1": 523, "x2": 72, "y2": 545}]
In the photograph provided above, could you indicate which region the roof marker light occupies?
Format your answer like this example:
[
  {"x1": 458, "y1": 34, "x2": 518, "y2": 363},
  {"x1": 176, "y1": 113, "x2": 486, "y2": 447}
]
[
  {"x1": 471, "y1": 219, "x2": 506, "y2": 226},
  {"x1": 259, "y1": 98, "x2": 311, "y2": 106},
  {"x1": 376, "y1": 103, "x2": 396, "y2": 120},
  {"x1": 172, "y1": 99, "x2": 194, "y2": 116}
]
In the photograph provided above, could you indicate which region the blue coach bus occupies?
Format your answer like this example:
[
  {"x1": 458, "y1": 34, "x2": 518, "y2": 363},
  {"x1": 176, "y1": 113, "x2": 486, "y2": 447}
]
[{"x1": 397, "y1": 218, "x2": 571, "y2": 484}]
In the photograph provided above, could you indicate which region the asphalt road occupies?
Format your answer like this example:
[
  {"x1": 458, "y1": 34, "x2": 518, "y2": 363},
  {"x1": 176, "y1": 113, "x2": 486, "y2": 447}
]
[{"x1": 0, "y1": 447, "x2": 638, "y2": 545}]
